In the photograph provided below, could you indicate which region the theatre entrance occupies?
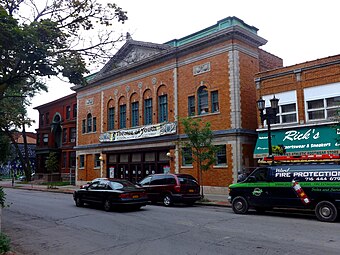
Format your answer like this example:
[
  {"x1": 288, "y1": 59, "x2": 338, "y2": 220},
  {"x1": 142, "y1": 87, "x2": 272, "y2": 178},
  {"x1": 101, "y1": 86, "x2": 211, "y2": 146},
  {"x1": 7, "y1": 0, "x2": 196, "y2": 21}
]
[{"x1": 106, "y1": 150, "x2": 170, "y2": 183}]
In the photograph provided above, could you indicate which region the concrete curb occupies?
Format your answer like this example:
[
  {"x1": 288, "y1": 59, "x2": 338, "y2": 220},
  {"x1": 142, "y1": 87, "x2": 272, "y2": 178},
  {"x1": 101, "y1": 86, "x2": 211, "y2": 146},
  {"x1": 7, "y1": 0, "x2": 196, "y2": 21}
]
[{"x1": 2, "y1": 184, "x2": 231, "y2": 207}]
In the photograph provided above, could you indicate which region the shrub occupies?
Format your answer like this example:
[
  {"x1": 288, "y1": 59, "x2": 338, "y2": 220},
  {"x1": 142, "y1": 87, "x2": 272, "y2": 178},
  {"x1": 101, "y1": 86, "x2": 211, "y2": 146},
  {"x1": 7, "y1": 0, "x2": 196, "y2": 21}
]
[{"x1": 0, "y1": 232, "x2": 10, "y2": 253}]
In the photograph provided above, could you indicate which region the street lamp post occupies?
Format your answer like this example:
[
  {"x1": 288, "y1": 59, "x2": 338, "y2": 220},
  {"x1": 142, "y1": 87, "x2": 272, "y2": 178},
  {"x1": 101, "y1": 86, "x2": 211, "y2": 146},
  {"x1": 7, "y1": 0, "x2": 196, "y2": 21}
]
[{"x1": 257, "y1": 96, "x2": 280, "y2": 160}]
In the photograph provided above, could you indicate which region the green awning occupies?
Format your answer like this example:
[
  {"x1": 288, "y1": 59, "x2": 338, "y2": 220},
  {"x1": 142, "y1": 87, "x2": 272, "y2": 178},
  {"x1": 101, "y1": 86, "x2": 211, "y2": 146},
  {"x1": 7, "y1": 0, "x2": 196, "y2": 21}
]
[{"x1": 254, "y1": 125, "x2": 340, "y2": 158}]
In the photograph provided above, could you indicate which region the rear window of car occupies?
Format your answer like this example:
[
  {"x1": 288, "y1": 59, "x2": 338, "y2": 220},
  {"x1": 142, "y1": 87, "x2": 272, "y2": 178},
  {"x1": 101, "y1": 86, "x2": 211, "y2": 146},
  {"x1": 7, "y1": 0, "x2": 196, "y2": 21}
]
[
  {"x1": 178, "y1": 176, "x2": 198, "y2": 185},
  {"x1": 108, "y1": 180, "x2": 136, "y2": 190}
]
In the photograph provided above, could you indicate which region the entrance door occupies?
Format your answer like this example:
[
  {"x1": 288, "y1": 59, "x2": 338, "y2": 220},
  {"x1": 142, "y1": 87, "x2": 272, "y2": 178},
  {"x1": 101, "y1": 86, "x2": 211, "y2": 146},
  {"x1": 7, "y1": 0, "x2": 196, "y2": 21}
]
[
  {"x1": 117, "y1": 164, "x2": 129, "y2": 180},
  {"x1": 131, "y1": 164, "x2": 142, "y2": 184}
]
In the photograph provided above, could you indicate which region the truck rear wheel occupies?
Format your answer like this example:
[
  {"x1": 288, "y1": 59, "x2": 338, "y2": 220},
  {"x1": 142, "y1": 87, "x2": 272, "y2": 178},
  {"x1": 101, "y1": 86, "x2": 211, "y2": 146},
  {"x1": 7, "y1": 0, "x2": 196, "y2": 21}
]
[
  {"x1": 232, "y1": 196, "x2": 249, "y2": 214},
  {"x1": 315, "y1": 201, "x2": 338, "y2": 222}
]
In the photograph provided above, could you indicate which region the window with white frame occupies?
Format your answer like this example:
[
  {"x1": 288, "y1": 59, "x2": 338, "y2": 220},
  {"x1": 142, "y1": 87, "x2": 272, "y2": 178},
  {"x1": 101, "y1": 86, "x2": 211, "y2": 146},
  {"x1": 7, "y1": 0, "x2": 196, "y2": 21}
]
[
  {"x1": 94, "y1": 154, "x2": 101, "y2": 168},
  {"x1": 79, "y1": 155, "x2": 85, "y2": 168},
  {"x1": 262, "y1": 91, "x2": 297, "y2": 126},
  {"x1": 304, "y1": 83, "x2": 340, "y2": 122},
  {"x1": 215, "y1": 145, "x2": 227, "y2": 166},
  {"x1": 275, "y1": 103, "x2": 297, "y2": 124},
  {"x1": 181, "y1": 147, "x2": 193, "y2": 166},
  {"x1": 307, "y1": 96, "x2": 340, "y2": 121}
]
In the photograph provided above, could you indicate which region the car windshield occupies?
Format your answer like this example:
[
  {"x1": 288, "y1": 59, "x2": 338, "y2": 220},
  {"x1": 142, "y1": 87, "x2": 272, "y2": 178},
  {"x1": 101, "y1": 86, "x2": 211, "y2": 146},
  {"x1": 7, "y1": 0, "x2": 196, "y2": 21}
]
[{"x1": 108, "y1": 180, "x2": 136, "y2": 190}]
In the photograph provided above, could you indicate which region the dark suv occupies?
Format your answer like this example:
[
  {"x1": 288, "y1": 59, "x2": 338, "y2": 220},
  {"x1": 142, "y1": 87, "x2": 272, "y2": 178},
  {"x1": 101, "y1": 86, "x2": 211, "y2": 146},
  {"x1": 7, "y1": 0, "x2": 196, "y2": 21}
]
[{"x1": 138, "y1": 173, "x2": 201, "y2": 206}]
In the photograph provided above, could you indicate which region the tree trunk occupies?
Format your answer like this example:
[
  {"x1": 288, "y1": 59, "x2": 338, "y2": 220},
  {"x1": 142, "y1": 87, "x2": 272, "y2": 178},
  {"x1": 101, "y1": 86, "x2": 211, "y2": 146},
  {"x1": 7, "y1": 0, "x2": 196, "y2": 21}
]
[{"x1": 22, "y1": 123, "x2": 32, "y2": 181}]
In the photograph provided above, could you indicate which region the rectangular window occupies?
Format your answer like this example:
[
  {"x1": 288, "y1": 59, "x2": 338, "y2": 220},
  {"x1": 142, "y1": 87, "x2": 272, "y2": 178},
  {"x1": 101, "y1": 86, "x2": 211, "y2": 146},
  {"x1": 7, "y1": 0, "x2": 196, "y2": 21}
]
[
  {"x1": 70, "y1": 127, "x2": 76, "y2": 142},
  {"x1": 144, "y1": 98, "x2": 153, "y2": 125},
  {"x1": 305, "y1": 97, "x2": 339, "y2": 121},
  {"x1": 108, "y1": 107, "x2": 115, "y2": 130},
  {"x1": 182, "y1": 147, "x2": 193, "y2": 166},
  {"x1": 40, "y1": 114, "x2": 44, "y2": 126},
  {"x1": 70, "y1": 151, "x2": 76, "y2": 168},
  {"x1": 158, "y1": 95, "x2": 168, "y2": 122},
  {"x1": 73, "y1": 104, "x2": 77, "y2": 118},
  {"x1": 215, "y1": 145, "x2": 227, "y2": 166},
  {"x1": 62, "y1": 128, "x2": 67, "y2": 143},
  {"x1": 120, "y1": 104, "x2": 126, "y2": 128},
  {"x1": 46, "y1": 112, "x2": 49, "y2": 124},
  {"x1": 188, "y1": 96, "x2": 195, "y2": 116},
  {"x1": 131, "y1": 102, "x2": 139, "y2": 127},
  {"x1": 93, "y1": 117, "x2": 97, "y2": 132},
  {"x1": 276, "y1": 103, "x2": 297, "y2": 124},
  {"x1": 211, "y1": 91, "x2": 219, "y2": 112},
  {"x1": 43, "y1": 134, "x2": 48, "y2": 145},
  {"x1": 62, "y1": 152, "x2": 67, "y2": 168},
  {"x1": 82, "y1": 119, "x2": 86, "y2": 134},
  {"x1": 87, "y1": 116, "x2": 92, "y2": 133},
  {"x1": 79, "y1": 155, "x2": 85, "y2": 168},
  {"x1": 66, "y1": 106, "x2": 71, "y2": 120},
  {"x1": 94, "y1": 154, "x2": 101, "y2": 168}
]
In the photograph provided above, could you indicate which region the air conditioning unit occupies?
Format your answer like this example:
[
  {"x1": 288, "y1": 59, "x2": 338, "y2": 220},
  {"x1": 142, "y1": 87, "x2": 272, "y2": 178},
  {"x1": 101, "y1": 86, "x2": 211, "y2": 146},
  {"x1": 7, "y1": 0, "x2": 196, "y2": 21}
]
[{"x1": 70, "y1": 139, "x2": 75, "y2": 142}]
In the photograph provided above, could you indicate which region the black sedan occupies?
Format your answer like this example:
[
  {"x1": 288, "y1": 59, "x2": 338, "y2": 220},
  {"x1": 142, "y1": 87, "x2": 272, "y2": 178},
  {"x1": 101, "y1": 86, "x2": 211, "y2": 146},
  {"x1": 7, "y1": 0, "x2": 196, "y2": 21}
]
[{"x1": 73, "y1": 179, "x2": 148, "y2": 211}]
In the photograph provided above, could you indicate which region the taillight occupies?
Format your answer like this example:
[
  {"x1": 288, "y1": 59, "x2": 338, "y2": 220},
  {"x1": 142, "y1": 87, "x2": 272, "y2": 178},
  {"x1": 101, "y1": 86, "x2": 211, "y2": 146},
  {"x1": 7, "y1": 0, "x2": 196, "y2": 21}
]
[
  {"x1": 174, "y1": 185, "x2": 181, "y2": 193},
  {"x1": 119, "y1": 193, "x2": 130, "y2": 198}
]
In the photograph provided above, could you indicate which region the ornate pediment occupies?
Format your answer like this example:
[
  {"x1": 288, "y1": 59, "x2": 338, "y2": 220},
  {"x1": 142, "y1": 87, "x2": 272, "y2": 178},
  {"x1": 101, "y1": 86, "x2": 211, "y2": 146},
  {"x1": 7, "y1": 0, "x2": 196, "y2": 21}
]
[{"x1": 98, "y1": 40, "x2": 171, "y2": 75}]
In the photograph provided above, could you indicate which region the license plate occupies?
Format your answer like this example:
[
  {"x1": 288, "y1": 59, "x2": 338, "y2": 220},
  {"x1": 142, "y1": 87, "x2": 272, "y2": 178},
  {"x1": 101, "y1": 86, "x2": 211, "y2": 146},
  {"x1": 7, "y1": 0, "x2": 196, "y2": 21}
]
[
  {"x1": 133, "y1": 195, "x2": 139, "y2": 199},
  {"x1": 189, "y1": 189, "x2": 194, "y2": 193}
]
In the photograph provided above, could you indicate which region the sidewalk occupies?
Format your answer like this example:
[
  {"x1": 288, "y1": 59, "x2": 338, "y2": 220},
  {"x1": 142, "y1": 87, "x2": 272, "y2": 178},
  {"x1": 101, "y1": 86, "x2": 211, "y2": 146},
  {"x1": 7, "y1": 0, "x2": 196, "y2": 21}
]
[{"x1": 0, "y1": 180, "x2": 231, "y2": 207}]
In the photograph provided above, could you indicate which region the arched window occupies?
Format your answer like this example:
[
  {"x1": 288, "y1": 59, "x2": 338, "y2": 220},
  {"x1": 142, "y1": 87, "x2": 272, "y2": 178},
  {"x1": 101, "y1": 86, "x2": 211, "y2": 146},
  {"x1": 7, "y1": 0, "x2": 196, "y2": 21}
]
[
  {"x1": 87, "y1": 113, "x2": 92, "y2": 133},
  {"x1": 198, "y1": 86, "x2": 208, "y2": 115}
]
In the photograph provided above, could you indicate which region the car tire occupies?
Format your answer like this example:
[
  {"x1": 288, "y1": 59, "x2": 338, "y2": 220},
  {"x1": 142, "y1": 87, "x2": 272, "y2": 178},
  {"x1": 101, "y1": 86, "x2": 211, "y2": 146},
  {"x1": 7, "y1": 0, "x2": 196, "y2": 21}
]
[
  {"x1": 315, "y1": 201, "x2": 338, "y2": 222},
  {"x1": 75, "y1": 197, "x2": 84, "y2": 207},
  {"x1": 232, "y1": 196, "x2": 249, "y2": 214},
  {"x1": 104, "y1": 199, "x2": 112, "y2": 212},
  {"x1": 163, "y1": 194, "x2": 173, "y2": 207}
]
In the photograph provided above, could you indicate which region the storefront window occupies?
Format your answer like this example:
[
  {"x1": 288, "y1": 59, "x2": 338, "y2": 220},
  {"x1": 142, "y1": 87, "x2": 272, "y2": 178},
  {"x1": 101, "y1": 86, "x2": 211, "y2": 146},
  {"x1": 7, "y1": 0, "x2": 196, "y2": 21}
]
[{"x1": 132, "y1": 153, "x2": 141, "y2": 162}]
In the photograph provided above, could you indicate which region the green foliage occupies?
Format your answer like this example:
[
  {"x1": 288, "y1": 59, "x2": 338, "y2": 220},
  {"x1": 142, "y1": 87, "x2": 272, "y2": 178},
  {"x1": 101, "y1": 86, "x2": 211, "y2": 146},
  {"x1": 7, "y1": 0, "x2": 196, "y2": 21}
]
[
  {"x1": 0, "y1": 232, "x2": 10, "y2": 253},
  {"x1": 180, "y1": 117, "x2": 217, "y2": 197},
  {"x1": 272, "y1": 144, "x2": 286, "y2": 155},
  {"x1": 45, "y1": 152, "x2": 59, "y2": 173},
  {"x1": 0, "y1": 0, "x2": 128, "y2": 100},
  {"x1": 181, "y1": 117, "x2": 217, "y2": 171},
  {"x1": 0, "y1": 132, "x2": 10, "y2": 164},
  {"x1": 0, "y1": 186, "x2": 6, "y2": 208}
]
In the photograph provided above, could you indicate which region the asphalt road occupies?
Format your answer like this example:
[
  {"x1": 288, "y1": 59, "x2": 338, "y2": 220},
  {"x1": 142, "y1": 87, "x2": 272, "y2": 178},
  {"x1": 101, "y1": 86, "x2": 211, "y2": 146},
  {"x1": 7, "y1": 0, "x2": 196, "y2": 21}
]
[{"x1": 2, "y1": 188, "x2": 340, "y2": 255}]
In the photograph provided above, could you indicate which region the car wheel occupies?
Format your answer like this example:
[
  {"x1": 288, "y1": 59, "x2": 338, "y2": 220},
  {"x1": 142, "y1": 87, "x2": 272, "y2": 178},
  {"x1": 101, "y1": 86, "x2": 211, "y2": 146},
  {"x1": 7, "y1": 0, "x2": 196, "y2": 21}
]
[
  {"x1": 315, "y1": 201, "x2": 338, "y2": 222},
  {"x1": 163, "y1": 194, "x2": 173, "y2": 207},
  {"x1": 232, "y1": 196, "x2": 249, "y2": 214},
  {"x1": 75, "y1": 197, "x2": 84, "y2": 207},
  {"x1": 103, "y1": 199, "x2": 112, "y2": 212}
]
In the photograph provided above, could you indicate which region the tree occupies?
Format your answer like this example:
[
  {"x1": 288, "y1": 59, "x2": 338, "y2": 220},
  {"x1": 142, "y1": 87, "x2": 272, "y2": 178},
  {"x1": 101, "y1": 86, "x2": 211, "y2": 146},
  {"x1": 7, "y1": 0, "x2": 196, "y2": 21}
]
[
  {"x1": 181, "y1": 117, "x2": 217, "y2": 198},
  {"x1": 0, "y1": 82, "x2": 46, "y2": 181},
  {"x1": 0, "y1": 0, "x2": 128, "y2": 181},
  {"x1": 0, "y1": 0, "x2": 128, "y2": 100},
  {"x1": 45, "y1": 152, "x2": 59, "y2": 187}
]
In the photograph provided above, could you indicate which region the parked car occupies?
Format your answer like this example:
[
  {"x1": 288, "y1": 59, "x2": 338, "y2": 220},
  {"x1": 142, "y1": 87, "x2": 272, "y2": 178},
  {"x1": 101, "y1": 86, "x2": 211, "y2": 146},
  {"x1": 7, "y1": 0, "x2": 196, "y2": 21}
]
[
  {"x1": 18, "y1": 173, "x2": 35, "y2": 182},
  {"x1": 80, "y1": 178, "x2": 108, "y2": 189},
  {"x1": 73, "y1": 179, "x2": 148, "y2": 211},
  {"x1": 137, "y1": 173, "x2": 201, "y2": 206}
]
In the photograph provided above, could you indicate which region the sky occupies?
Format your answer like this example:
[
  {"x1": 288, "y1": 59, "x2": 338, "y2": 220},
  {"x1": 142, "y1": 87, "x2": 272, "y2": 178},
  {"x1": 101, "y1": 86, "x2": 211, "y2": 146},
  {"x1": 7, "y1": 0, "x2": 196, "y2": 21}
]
[{"x1": 26, "y1": 0, "x2": 340, "y2": 131}]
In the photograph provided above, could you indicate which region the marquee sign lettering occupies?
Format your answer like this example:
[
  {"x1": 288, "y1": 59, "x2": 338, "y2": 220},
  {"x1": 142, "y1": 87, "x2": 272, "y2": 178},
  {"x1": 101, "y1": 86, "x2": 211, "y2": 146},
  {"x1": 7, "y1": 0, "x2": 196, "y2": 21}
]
[{"x1": 99, "y1": 122, "x2": 177, "y2": 142}]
